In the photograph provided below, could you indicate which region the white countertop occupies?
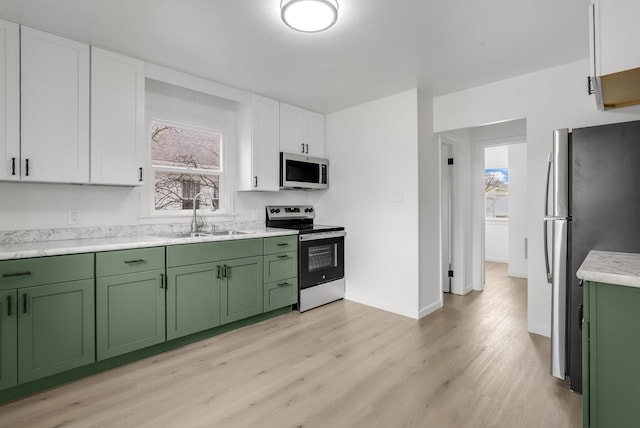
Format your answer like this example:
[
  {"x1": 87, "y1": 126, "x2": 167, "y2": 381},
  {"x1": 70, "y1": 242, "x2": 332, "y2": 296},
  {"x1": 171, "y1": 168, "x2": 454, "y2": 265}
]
[
  {"x1": 0, "y1": 228, "x2": 297, "y2": 261},
  {"x1": 576, "y1": 250, "x2": 640, "y2": 288}
]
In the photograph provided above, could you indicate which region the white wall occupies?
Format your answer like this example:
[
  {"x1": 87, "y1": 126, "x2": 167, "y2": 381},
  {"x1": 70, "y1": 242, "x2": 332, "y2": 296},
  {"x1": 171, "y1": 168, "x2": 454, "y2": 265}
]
[
  {"x1": 484, "y1": 145, "x2": 509, "y2": 169},
  {"x1": 485, "y1": 219, "x2": 509, "y2": 262},
  {"x1": 507, "y1": 143, "x2": 527, "y2": 278},
  {"x1": 317, "y1": 89, "x2": 423, "y2": 319},
  {"x1": 434, "y1": 59, "x2": 640, "y2": 336}
]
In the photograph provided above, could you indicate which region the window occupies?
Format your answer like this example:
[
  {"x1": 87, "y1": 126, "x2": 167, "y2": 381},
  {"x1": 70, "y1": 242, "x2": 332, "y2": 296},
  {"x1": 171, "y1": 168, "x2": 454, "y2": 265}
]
[
  {"x1": 485, "y1": 168, "x2": 509, "y2": 218},
  {"x1": 150, "y1": 120, "x2": 223, "y2": 212}
]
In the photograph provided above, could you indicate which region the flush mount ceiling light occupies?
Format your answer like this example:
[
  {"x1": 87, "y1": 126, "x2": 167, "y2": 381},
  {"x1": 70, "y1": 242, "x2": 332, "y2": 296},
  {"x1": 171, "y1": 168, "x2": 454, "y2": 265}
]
[{"x1": 280, "y1": 0, "x2": 339, "y2": 33}]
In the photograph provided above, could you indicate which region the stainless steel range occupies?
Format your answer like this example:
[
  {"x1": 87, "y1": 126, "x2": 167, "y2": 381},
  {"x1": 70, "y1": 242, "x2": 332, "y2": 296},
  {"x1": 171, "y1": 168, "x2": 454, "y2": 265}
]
[{"x1": 266, "y1": 205, "x2": 345, "y2": 312}]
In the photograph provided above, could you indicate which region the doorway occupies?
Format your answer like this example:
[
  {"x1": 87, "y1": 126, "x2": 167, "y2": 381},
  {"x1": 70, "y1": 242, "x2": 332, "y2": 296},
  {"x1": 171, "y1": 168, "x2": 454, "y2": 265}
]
[{"x1": 439, "y1": 119, "x2": 527, "y2": 299}]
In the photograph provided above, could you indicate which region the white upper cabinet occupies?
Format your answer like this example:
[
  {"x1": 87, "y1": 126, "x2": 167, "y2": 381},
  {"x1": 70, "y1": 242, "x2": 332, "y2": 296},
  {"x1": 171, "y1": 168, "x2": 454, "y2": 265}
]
[
  {"x1": 237, "y1": 94, "x2": 280, "y2": 191},
  {"x1": 91, "y1": 47, "x2": 145, "y2": 186},
  {"x1": 0, "y1": 18, "x2": 19, "y2": 181},
  {"x1": 589, "y1": 0, "x2": 640, "y2": 109},
  {"x1": 279, "y1": 103, "x2": 325, "y2": 158},
  {"x1": 20, "y1": 26, "x2": 90, "y2": 183}
]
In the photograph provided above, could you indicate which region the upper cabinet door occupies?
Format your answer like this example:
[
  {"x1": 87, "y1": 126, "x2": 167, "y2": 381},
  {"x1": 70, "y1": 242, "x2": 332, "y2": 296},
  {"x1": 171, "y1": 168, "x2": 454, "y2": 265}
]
[
  {"x1": 280, "y1": 103, "x2": 325, "y2": 158},
  {"x1": 0, "y1": 19, "x2": 19, "y2": 181},
  {"x1": 305, "y1": 110, "x2": 325, "y2": 158},
  {"x1": 91, "y1": 47, "x2": 145, "y2": 186},
  {"x1": 20, "y1": 26, "x2": 90, "y2": 183},
  {"x1": 252, "y1": 94, "x2": 280, "y2": 191},
  {"x1": 280, "y1": 103, "x2": 307, "y2": 155}
]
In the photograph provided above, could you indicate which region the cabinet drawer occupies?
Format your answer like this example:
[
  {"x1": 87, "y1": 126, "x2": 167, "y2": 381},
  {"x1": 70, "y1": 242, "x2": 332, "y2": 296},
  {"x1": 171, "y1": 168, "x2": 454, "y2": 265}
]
[
  {"x1": 96, "y1": 247, "x2": 164, "y2": 277},
  {"x1": 264, "y1": 235, "x2": 298, "y2": 255},
  {"x1": 264, "y1": 251, "x2": 297, "y2": 283},
  {"x1": 264, "y1": 278, "x2": 297, "y2": 312},
  {"x1": 0, "y1": 253, "x2": 94, "y2": 290},
  {"x1": 167, "y1": 238, "x2": 262, "y2": 267}
]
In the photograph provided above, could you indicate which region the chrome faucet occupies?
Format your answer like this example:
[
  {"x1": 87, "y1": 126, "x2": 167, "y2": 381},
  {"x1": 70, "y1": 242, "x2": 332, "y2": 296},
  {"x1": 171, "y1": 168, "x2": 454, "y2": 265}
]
[{"x1": 191, "y1": 192, "x2": 216, "y2": 233}]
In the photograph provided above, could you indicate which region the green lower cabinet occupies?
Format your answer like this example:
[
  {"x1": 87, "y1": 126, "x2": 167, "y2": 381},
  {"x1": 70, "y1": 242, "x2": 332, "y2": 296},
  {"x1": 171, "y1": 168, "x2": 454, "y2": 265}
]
[
  {"x1": 221, "y1": 256, "x2": 263, "y2": 325},
  {"x1": 0, "y1": 290, "x2": 18, "y2": 390},
  {"x1": 96, "y1": 270, "x2": 165, "y2": 360},
  {"x1": 18, "y1": 280, "x2": 95, "y2": 384},
  {"x1": 583, "y1": 281, "x2": 640, "y2": 428},
  {"x1": 264, "y1": 279, "x2": 297, "y2": 312},
  {"x1": 166, "y1": 263, "x2": 221, "y2": 340}
]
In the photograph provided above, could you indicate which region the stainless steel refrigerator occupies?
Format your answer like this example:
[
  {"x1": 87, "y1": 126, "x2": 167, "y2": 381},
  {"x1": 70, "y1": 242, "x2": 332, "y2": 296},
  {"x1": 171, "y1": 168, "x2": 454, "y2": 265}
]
[{"x1": 544, "y1": 120, "x2": 640, "y2": 392}]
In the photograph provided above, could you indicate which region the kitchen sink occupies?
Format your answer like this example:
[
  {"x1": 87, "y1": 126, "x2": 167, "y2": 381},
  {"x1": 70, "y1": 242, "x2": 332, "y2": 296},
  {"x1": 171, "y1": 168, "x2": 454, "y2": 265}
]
[{"x1": 153, "y1": 230, "x2": 253, "y2": 239}]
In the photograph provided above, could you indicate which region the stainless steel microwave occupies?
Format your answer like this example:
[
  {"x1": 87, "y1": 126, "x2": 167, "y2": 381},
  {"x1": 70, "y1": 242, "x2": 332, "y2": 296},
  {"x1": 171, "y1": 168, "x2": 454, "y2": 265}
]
[{"x1": 280, "y1": 152, "x2": 329, "y2": 190}]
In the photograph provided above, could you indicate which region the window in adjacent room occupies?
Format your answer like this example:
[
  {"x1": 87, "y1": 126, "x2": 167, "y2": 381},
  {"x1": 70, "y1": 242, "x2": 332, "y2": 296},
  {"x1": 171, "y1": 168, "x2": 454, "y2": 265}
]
[{"x1": 150, "y1": 120, "x2": 223, "y2": 212}]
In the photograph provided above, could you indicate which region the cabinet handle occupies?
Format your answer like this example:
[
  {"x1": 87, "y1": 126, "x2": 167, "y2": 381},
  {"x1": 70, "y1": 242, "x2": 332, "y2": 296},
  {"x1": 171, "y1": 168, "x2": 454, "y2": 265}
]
[
  {"x1": 6, "y1": 296, "x2": 12, "y2": 316},
  {"x1": 2, "y1": 271, "x2": 32, "y2": 278},
  {"x1": 277, "y1": 255, "x2": 289, "y2": 259},
  {"x1": 277, "y1": 243, "x2": 289, "y2": 247},
  {"x1": 253, "y1": 176, "x2": 258, "y2": 188},
  {"x1": 139, "y1": 167, "x2": 143, "y2": 182},
  {"x1": 11, "y1": 157, "x2": 16, "y2": 176},
  {"x1": 277, "y1": 282, "x2": 289, "y2": 287},
  {"x1": 23, "y1": 294, "x2": 27, "y2": 314},
  {"x1": 25, "y1": 159, "x2": 29, "y2": 176},
  {"x1": 160, "y1": 273, "x2": 164, "y2": 289},
  {"x1": 301, "y1": 143, "x2": 305, "y2": 153},
  {"x1": 305, "y1": 144, "x2": 309, "y2": 154},
  {"x1": 124, "y1": 259, "x2": 145, "y2": 264},
  {"x1": 578, "y1": 304, "x2": 584, "y2": 330},
  {"x1": 222, "y1": 265, "x2": 228, "y2": 278},
  {"x1": 216, "y1": 265, "x2": 221, "y2": 279}
]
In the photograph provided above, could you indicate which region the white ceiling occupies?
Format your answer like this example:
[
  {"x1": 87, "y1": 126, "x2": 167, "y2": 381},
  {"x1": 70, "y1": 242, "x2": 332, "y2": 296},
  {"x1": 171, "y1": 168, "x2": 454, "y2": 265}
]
[{"x1": 0, "y1": 0, "x2": 591, "y2": 113}]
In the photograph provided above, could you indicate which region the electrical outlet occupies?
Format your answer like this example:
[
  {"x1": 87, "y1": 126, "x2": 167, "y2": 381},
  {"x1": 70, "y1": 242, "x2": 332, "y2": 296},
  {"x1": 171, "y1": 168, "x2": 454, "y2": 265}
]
[{"x1": 68, "y1": 210, "x2": 80, "y2": 225}]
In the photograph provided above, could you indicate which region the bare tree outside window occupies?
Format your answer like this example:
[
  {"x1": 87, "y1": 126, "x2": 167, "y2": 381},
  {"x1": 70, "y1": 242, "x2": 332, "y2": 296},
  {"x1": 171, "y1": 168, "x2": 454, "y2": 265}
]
[
  {"x1": 485, "y1": 168, "x2": 509, "y2": 218},
  {"x1": 151, "y1": 122, "x2": 222, "y2": 211}
]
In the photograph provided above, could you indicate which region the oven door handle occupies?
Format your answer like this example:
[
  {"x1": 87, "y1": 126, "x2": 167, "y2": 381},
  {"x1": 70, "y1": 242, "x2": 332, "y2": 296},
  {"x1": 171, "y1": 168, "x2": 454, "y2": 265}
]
[{"x1": 299, "y1": 231, "x2": 346, "y2": 241}]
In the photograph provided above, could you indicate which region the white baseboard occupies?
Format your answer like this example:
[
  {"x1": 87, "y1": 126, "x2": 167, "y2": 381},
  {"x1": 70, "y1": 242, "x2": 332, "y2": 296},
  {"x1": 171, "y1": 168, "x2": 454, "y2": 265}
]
[
  {"x1": 418, "y1": 300, "x2": 443, "y2": 319},
  {"x1": 485, "y1": 257, "x2": 508, "y2": 263},
  {"x1": 528, "y1": 323, "x2": 550, "y2": 337}
]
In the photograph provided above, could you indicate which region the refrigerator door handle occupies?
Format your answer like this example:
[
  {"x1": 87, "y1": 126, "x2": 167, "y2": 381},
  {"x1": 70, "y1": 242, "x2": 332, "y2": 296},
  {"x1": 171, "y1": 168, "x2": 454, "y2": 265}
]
[
  {"x1": 544, "y1": 218, "x2": 552, "y2": 283},
  {"x1": 544, "y1": 152, "x2": 553, "y2": 217}
]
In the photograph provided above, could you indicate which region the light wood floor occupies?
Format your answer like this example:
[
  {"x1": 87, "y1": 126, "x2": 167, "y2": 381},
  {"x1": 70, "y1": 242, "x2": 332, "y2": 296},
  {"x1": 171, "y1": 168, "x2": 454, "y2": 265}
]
[{"x1": 0, "y1": 262, "x2": 581, "y2": 427}]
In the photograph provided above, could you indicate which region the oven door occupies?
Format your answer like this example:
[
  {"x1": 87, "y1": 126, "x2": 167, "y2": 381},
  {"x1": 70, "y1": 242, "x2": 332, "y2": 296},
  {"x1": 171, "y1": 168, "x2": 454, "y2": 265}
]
[{"x1": 299, "y1": 232, "x2": 345, "y2": 289}]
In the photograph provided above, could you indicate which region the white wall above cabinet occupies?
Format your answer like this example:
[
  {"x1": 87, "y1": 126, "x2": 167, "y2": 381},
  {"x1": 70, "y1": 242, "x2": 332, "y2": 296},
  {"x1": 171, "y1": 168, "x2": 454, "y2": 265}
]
[
  {"x1": 280, "y1": 103, "x2": 325, "y2": 158},
  {"x1": 589, "y1": 0, "x2": 640, "y2": 109},
  {"x1": 237, "y1": 94, "x2": 280, "y2": 191},
  {"x1": 0, "y1": 18, "x2": 19, "y2": 181},
  {"x1": 91, "y1": 47, "x2": 145, "y2": 186},
  {"x1": 20, "y1": 26, "x2": 90, "y2": 183}
]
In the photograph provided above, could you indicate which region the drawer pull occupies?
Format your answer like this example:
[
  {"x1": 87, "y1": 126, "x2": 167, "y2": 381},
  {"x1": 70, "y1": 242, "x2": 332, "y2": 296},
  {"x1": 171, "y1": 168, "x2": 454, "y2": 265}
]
[
  {"x1": 23, "y1": 293, "x2": 27, "y2": 314},
  {"x1": 277, "y1": 282, "x2": 290, "y2": 287},
  {"x1": 6, "y1": 296, "x2": 12, "y2": 316},
  {"x1": 124, "y1": 259, "x2": 145, "y2": 264},
  {"x1": 277, "y1": 255, "x2": 289, "y2": 259},
  {"x1": 2, "y1": 271, "x2": 32, "y2": 278},
  {"x1": 277, "y1": 243, "x2": 289, "y2": 247},
  {"x1": 160, "y1": 274, "x2": 165, "y2": 289}
]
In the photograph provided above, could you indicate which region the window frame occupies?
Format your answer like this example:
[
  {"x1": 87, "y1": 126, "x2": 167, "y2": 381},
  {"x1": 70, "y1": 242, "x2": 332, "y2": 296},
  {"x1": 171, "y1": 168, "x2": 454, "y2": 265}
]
[{"x1": 146, "y1": 117, "x2": 232, "y2": 218}]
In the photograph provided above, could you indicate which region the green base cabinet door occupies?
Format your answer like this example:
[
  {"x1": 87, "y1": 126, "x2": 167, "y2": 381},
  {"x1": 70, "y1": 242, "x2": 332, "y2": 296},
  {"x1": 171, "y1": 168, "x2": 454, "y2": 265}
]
[
  {"x1": 166, "y1": 263, "x2": 221, "y2": 340},
  {"x1": 18, "y1": 280, "x2": 95, "y2": 383},
  {"x1": 96, "y1": 270, "x2": 165, "y2": 360},
  {"x1": 0, "y1": 290, "x2": 18, "y2": 390},
  {"x1": 584, "y1": 281, "x2": 640, "y2": 428},
  {"x1": 221, "y1": 256, "x2": 263, "y2": 325}
]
